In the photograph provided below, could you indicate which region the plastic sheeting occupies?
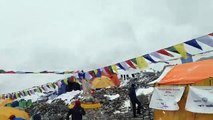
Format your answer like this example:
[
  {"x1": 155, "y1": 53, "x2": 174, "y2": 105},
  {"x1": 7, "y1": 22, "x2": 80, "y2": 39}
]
[{"x1": 159, "y1": 60, "x2": 213, "y2": 85}]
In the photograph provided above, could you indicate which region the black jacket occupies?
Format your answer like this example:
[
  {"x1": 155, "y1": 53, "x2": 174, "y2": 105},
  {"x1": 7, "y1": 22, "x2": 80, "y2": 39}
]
[
  {"x1": 128, "y1": 86, "x2": 137, "y2": 102},
  {"x1": 66, "y1": 106, "x2": 86, "y2": 120}
]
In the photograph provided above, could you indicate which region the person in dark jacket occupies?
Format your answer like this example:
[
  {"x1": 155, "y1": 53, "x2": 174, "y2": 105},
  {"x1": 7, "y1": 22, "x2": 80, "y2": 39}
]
[
  {"x1": 66, "y1": 100, "x2": 86, "y2": 120},
  {"x1": 128, "y1": 84, "x2": 141, "y2": 117},
  {"x1": 66, "y1": 79, "x2": 81, "y2": 92}
]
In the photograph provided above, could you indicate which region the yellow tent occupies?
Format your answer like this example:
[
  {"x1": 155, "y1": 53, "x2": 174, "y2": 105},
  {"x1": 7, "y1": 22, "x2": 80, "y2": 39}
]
[
  {"x1": 154, "y1": 60, "x2": 213, "y2": 120},
  {"x1": 0, "y1": 99, "x2": 13, "y2": 107},
  {"x1": 0, "y1": 107, "x2": 30, "y2": 120},
  {"x1": 92, "y1": 76, "x2": 115, "y2": 89}
]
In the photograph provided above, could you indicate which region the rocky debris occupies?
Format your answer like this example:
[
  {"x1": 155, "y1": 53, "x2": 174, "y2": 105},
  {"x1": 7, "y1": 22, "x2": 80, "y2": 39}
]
[
  {"x1": 94, "y1": 87, "x2": 129, "y2": 115},
  {"x1": 91, "y1": 86, "x2": 153, "y2": 119},
  {"x1": 25, "y1": 72, "x2": 159, "y2": 120},
  {"x1": 83, "y1": 109, "x2": 107, "y2": 120},
  {"x1": 26, "y1": 99, "x2": 69, "y2": 120}
]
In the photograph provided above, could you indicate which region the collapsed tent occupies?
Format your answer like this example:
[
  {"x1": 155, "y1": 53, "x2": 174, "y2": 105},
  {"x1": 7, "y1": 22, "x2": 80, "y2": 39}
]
[
  {"x1": 107, "y1": 74, "x2": 120, "y2": 87},
  {"x1": 0, "y1": 107, "x2": 30, "y2": 120},
  {"x1": 91, "y1": 75, "x2": 120, "y2": 89},
  {"x1": 151, "y1": 60, "x2": 213, "y2": 120},
  {"x1": 0, "y1": 99, "x2": 13, "y2": 107}
]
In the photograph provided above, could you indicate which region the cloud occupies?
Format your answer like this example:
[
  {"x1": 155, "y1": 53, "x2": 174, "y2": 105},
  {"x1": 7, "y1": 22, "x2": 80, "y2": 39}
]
[{"x1": 0, "y1": 0, "x2": 212, "y2": 93}]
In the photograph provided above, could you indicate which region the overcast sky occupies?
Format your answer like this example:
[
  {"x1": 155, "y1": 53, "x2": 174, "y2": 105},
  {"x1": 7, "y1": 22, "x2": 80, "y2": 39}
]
[{"x1": 0, "y1": 0, "x2": 213, "y2": 94}]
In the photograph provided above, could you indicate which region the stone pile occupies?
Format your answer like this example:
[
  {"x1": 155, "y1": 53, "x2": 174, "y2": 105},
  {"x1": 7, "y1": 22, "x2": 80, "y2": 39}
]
[
  {"x1": 25, "y1": 72, "x2": 158, "y2": 120},
  {"x1": 92, "y1": 86, "x2": 153, "y2": 120},
  {"x1": 26, "y1": 99, "x2": 69, "y2": 120}
]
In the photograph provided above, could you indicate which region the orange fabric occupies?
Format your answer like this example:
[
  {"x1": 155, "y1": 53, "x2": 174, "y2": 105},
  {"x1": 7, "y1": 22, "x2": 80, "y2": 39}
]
[
  {"x1": 100, "y1": 72, "x2": 120, "y2": 86},
  {"x1": 159, "y1": 60, "x2": 213, "y2": 85},
  {"x1": 107, "y1": 74, "x2": 120, "y2": 86}
]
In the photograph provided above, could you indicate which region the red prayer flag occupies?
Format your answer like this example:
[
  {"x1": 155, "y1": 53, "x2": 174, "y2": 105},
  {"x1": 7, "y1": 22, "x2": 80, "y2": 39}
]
[
  {"x1": 88, "y1": 71, "x2": 96, "y2": 78},
  {"x1": 157, "y1": 49, "x2": 174, "y2": 57},
  {"x1": 126, "y1": 60, "x2": 137, "y2": 69},
  {"x1": 5, "y1": 71, "x2": 16, "y2": 74},
  {"x1": 104, "y1": 66, "x2": 112, "y2": 75}
]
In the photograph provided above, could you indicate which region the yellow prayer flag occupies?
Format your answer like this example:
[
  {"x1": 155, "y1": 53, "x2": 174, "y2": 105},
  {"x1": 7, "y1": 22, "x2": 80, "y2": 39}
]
[
  {"x1": 49, "y1": 83, "x2": 53, "y2": 88},
  {"x1": 64, "y1": 79, "x2": 68, "y2": 85},
  {"x1": 174, "y1": 43, "x2": 187, "y2": 59},
  {"x1": 136, "y1": 56, "x2": 148, "y2": 69},
  {"x1": 111, "y1": 64, "x2": 118, "y2": 73},
  {"x1": 94, "y1": 69, "x2": 98, "y2": 75},
  {"x1": 16, "y1": 93, "x2": 19, "y2": 98}
]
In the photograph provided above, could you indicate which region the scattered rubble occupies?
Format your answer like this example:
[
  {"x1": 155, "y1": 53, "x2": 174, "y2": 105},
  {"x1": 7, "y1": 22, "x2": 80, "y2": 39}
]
[{"x1": 25, "y1": 72, "x2": 159, "y2": 120}]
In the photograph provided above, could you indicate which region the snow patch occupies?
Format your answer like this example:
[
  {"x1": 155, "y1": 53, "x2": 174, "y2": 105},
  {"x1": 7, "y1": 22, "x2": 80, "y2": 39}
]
[
  {"x1": 104, "y1": 94, "x2": 120, "y2": 100},
  {"x1": 113, "y1": 110, "x2": 121, "y2": 114},
  {"x1": 124, "y1": 100, "x2": 130, "y2": 108},
  {"x1": 47, "y1": 90, "x2": 83, "y2": 104},
  {"x1": 136, "y1": 87, "x2": 154, "y2": 96},
  {"x1": 120, "y1": 80, "x2": 130, "y2": 87},
  {"x1": 120, "y1": 100, "x2": 131, "y2": 113}
]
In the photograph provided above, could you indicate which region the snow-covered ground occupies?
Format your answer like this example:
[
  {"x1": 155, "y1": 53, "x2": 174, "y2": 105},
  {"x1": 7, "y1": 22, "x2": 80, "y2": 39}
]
[
  {"x1": 120, "y1": 80, "x2": 129, "y2": 87},
  {"x1": 47, "y1": 90, "x2": 82, "y2": 104}
]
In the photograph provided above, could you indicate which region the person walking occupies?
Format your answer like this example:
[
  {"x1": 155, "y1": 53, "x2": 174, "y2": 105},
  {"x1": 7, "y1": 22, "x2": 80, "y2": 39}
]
[
  {"x1": 128, "y1": 84, "x2": 142, "y2": 117},
  {"x1": 66, "y1": 100, "x2": 86, "y2": 120}
]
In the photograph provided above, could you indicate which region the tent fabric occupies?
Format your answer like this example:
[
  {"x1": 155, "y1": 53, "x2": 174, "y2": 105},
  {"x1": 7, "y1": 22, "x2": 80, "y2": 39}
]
[
  {"x1": 0, "y1": 99, "x2": 13, "y2": 107},
  {"x1": 92, "y1": 76, "x2": 115, "y2": 89},
  {"x1": 100, "y1": 72, "x2": 120, "y2": 86},
  {"x1": 0, "y1": 107, "x2": 30, "y2": 120},
  {"x1": 107, "y1": 74, "x2": 120, "y2": 87},
  {"x1": 159, "y1": 60, "x2": 213, "y2": 85},
  {"x1": 148, "y1": 65, "x2": 174, "y2": 85}
]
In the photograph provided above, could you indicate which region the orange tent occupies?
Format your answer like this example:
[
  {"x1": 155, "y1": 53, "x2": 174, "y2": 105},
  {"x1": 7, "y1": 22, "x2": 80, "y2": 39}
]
[
  {"x1": 106, "y1": 74, "x2": 120, "y2": 87},
  {"x1": 0, "y1": 107, "x2": 30, "y2": 120},
  {"x1": 159, "y1": 60, "x2": 213, "y2": 85}
]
